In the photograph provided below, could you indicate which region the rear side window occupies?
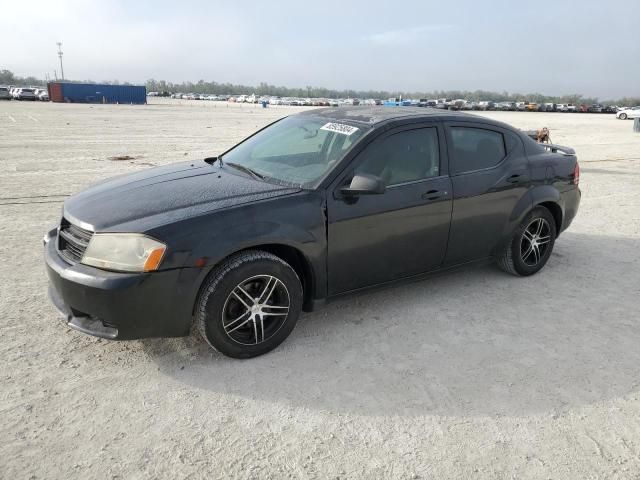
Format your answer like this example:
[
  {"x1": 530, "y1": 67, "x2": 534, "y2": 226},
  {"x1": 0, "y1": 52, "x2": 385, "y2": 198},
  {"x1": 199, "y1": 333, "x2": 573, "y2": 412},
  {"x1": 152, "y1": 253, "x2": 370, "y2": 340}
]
[{"x1": 450, "y1": 127, "x2": 506, "y2": 174}]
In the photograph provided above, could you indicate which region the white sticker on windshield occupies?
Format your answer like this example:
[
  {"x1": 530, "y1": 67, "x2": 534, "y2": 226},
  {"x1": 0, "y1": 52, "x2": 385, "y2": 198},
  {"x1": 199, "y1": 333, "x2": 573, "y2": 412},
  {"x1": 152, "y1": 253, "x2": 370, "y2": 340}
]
[{"x1": 320, "y1": 122, "x2": 359, "y2": 136}]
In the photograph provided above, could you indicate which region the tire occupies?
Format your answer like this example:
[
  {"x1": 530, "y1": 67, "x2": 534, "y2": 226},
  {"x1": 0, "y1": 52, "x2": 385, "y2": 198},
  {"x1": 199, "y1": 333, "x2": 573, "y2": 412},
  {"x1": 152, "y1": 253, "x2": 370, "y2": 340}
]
[
  {"x1": 196, "y1": 250, "x2": 303, "y2": 359},
  {"x1": 497, "y1": 206, "x2": 557, "y2": 276},
  {"x1": 619, "y1": 113, "x2": 627, "y2": 120}
]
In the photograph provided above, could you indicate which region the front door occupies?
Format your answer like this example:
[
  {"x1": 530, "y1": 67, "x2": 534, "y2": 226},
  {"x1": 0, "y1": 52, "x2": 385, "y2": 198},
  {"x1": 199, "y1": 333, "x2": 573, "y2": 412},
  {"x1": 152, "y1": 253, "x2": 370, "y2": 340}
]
[{"x1": 326, "y1": 124, "x2": 453, "y2": 295}]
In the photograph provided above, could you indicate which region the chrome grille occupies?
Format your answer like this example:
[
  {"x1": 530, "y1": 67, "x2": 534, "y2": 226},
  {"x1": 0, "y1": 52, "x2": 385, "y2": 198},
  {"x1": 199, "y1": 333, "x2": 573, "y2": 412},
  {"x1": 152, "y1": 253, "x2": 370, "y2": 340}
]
[{"x1": 58, "y1": 218, "x2": 93, "y2": 263}]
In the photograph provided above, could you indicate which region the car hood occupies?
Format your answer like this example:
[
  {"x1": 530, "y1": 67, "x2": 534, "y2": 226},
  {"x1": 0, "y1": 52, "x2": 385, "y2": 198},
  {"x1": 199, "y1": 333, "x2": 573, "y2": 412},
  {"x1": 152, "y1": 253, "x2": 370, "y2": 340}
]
[{"x1": 64, "y1": 160, "x2": 300, "y2": 232}]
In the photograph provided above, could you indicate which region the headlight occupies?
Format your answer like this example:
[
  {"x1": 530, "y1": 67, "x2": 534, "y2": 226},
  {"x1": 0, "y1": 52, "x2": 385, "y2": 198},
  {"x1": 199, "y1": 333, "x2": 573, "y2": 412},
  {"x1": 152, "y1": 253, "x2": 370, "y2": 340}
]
[{"x1": 81, "y1": 233, "x2": 166, "y2": 272}]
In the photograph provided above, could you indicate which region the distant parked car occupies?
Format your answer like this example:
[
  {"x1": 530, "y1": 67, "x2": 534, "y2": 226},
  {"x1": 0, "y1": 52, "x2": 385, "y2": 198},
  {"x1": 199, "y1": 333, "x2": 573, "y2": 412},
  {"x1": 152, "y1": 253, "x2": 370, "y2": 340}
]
[
  {"x1": 566, "y1": 104, "x2": 577, "y2": 112},
  {"x1": 38, "y1": 90, "x2": 49, "y2": 101},
  {"x1": 14, "y1": 88, "x2": 37, "y2": 100},
  {"x1": 498, "y1": 102, "x2": 516, "y2": 111},
  {"x1": 477, "y1": 101, "x2": 497, "y2": 111},
  {"x1": 588, "y1": 104, "x2": 603, "y2": 113},
  {"x1": 525, "y1": 103, "x2": 539, "y2": 112},
  {"x1": 447, "y1": 99, "x2": 467, "y2": 110},
  {"x1": 616, "y1": 106, "x2": 640, "y2": 120},
  {"x1": 0, "y1": 86, "x2": 11, "y2": 100}
]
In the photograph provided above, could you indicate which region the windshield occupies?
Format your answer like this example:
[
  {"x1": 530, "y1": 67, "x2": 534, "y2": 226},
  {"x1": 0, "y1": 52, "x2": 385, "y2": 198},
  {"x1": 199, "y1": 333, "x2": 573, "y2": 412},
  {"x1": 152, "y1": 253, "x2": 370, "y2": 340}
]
[{"x1": 221, "y1": 115, "x2": 367, "y2": 187}]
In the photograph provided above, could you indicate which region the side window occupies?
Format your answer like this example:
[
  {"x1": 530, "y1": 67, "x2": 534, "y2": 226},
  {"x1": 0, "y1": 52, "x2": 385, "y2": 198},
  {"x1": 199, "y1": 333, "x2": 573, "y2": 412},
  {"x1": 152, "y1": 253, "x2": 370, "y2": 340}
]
[
  {"x1": 450, "y1": 127, "x2": 506, "y2": 174},
  {"x1": 356, "y1": 128, "x2": 440, "y2": 186}
]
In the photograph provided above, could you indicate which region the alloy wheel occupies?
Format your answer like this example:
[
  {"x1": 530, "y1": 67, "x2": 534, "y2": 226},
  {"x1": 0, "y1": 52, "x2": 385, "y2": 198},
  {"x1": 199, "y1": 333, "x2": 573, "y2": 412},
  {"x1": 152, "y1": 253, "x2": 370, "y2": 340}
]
[
  {"x1": 520, "y1": 218, "x2": 552, "y2": 267},
  {"x1": 222, "y1": 275, "x2": 290, "y2": 345}
]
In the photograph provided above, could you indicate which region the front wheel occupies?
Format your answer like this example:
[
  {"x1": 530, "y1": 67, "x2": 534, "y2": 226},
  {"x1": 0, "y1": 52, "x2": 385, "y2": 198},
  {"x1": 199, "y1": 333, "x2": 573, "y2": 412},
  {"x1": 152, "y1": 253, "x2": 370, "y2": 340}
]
[
  {"x1": 497, "y1": 207, "x2": 557, "y2": 276},
  {"x1": 196, "y1": 250, "x2": 303, "y2": 359},
  {"x1": 619, "y1": 113, "x2": 628, "y2": 120}
]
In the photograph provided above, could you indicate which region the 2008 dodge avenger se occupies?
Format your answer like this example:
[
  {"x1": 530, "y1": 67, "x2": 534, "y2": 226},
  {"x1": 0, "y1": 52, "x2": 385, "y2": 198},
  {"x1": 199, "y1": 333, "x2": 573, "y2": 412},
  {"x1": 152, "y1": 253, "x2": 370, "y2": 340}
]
[{"x1": 44, "y1": 107, "x2": 580, "y2": 358}]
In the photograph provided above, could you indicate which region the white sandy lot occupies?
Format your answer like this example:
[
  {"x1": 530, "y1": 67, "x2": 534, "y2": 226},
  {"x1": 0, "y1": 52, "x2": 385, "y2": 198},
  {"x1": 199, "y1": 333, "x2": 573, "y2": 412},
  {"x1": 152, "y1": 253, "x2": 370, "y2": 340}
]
[{"x1": 1, "y1": 98, "x2": 639, "y2": 479}]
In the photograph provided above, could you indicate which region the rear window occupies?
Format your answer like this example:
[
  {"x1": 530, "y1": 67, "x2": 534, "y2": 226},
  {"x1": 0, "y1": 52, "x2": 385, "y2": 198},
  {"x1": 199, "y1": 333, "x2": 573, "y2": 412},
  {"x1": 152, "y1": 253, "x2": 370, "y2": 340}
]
[
  {"x1": 22, "y1": 89, "x2": 34, "y2": 93},
  {"x1": 450, "y1": 127, "x2": 506, "y2": 174},
  {"x1": 0, "y1": 87, "x2": 7, "y2": 92}
]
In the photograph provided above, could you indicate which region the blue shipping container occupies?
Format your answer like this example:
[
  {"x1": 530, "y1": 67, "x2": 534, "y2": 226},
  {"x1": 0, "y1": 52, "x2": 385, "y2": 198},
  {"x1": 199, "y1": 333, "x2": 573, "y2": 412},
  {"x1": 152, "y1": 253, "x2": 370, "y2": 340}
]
[{"x1": 48, "y1": 82, "x2": 146, "y2": 104}]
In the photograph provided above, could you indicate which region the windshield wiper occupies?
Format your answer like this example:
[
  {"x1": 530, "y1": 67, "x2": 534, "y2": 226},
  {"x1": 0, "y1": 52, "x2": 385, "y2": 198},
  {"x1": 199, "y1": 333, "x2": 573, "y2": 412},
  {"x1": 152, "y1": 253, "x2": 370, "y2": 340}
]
[{"x1": 224, "y1": 162, "x2": 265, "y2": 180}]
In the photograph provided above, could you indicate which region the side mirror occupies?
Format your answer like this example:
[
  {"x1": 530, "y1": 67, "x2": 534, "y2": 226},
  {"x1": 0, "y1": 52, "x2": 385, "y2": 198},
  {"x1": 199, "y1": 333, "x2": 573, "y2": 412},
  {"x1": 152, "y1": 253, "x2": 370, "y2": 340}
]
[{"x1": 340, "y1": 173, "x2": 386, "y2": 196}]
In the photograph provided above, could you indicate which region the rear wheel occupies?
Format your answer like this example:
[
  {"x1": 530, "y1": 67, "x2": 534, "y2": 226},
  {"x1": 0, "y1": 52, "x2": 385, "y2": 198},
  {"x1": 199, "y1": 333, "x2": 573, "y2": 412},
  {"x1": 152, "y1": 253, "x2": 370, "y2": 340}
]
[
  {"x1": 196, "y1": 250, "x2": 303, "y2": 358},
  {"x1": 497, "y1": 207, "x2": 557, "y2": 276}
]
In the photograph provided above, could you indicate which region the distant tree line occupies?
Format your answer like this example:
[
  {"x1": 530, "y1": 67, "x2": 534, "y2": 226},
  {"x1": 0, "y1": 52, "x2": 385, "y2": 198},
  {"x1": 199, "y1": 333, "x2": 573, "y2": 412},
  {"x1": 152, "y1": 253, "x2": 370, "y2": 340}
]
[
  {"x1": 0, "y1": 69, "x2": 46, "y2": 88},
  {"x1": 0, "y1": 69, "x2": 134, "y2": 88},
  {"x1": 1, "y1": 70, "x2": 638, "y2": 106}
]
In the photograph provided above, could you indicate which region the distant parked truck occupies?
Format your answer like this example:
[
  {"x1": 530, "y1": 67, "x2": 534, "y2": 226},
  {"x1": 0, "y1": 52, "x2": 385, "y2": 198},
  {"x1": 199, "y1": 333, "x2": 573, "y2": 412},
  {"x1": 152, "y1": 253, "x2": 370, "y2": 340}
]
[{"x1": 48, "y1": 82, "x2": 146, "y2": 104}]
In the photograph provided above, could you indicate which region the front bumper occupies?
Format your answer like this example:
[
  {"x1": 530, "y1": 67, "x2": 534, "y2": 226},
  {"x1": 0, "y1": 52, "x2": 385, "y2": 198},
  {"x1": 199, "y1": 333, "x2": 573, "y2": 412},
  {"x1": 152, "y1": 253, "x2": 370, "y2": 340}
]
[{"x1": 44, "y1": 229, "x2": 197, "y2": 340}]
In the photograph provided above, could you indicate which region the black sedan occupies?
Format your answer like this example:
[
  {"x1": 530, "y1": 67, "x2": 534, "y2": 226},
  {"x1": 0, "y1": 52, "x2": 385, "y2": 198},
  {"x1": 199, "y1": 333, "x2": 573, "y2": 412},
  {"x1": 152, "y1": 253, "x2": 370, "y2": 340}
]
[{"x1": 44, "y1": 107, "x2": 581, "y2": 358}]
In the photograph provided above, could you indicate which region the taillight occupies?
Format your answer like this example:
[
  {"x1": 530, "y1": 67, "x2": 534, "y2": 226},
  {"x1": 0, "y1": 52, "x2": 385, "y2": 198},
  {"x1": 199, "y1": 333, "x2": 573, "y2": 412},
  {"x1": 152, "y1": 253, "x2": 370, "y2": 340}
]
[{"x1": 573, "y1": 162, "x2": 580, "y2": 185}]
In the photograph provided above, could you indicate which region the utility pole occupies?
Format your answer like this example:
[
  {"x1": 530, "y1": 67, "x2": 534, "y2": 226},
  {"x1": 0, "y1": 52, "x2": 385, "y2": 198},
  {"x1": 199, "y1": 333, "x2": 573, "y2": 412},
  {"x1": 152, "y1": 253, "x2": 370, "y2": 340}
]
[{"x1": 56, "y1": 42, "x2": 65, "y2": 80}]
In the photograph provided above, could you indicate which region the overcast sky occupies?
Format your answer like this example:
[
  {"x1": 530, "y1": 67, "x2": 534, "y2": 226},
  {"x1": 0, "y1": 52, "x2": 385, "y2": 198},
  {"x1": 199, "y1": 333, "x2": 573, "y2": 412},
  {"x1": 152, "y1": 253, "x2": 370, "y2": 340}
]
[{"x1": 3, "y1": 0, "x2": 639, "y2": 98}]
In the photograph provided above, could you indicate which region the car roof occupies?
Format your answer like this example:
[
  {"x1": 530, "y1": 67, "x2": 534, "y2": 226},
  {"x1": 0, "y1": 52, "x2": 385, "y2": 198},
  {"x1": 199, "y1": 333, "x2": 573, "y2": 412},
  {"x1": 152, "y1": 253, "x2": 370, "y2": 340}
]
[{"x1": 298, "y1": 106, "x2": 485, "y2": 127}]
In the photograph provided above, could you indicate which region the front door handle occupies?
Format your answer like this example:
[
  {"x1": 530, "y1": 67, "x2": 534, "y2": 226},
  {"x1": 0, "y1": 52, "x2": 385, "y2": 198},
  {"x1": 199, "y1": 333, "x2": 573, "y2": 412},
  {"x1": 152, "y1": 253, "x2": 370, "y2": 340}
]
[{"x1": 422, "y1": 189, "x2": 441, "y2": 200}]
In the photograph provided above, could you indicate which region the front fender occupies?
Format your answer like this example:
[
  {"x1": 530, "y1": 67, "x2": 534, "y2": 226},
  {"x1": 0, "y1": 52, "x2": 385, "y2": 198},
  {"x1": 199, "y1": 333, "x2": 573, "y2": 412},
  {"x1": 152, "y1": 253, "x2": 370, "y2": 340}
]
[
  {"x1": 183, "y1": 220, "x2": 323, "y2": 317},
  {"x1": 150, "y1": 191, "x2": 327, "y2": 315},
  {"x1": 192, "y1": 220, "x2": 319, "y2": 267}
]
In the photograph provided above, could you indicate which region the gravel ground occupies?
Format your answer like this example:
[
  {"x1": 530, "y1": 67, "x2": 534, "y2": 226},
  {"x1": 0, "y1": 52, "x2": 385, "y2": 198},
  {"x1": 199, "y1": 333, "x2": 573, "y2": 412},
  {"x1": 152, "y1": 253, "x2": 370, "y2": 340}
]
[{"x1": 1, "y1": 99, "x2": 639, "y2": 479}]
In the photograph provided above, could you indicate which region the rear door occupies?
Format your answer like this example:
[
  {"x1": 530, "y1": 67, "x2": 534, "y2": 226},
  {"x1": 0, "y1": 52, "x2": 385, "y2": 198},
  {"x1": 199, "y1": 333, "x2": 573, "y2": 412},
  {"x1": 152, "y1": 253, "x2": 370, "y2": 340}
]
[
  {"x1": 326, "y1": 123, "x2": 452, "y2": 294},
  {"x1": 443, "y1": 122, "x2": 529, "y2": 265}
]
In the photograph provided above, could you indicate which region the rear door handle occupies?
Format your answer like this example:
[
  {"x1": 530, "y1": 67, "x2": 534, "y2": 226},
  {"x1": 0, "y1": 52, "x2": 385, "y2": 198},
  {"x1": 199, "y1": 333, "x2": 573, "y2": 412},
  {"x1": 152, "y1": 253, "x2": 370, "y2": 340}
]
[
  {"x1": 422, "y1": 189, "x2": 441, "y2": 200},
  {"x1": 507, "y1": 174, "x2": 527, "y2": 183}
]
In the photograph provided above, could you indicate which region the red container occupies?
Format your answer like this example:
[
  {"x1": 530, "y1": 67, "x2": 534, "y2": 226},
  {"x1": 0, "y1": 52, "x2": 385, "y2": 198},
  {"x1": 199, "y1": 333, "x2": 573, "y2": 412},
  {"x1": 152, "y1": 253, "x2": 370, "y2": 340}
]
[{"x1": 48, "y1": 83, "x2": 64, "y2": 103}]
